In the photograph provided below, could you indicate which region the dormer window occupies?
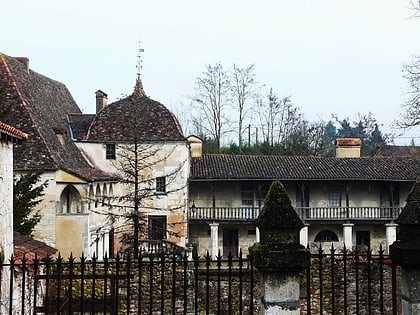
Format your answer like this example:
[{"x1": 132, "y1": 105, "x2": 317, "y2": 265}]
[{"x1": 106, "y1": 143, "x2": 116, "y2": 160}]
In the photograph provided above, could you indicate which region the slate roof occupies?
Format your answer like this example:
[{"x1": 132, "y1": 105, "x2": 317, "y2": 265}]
[
  {"x1": 0, "y1": 53, "x2": 113, "y2": 181},
  {"x1": 84, "y1": 88, "x2": 185, "y2": 142},
  {"x1": 13, "y1": 232, "x2": 57, "y2": 263},
  {"x1": 190, "y1": 154, "x2": 420, "y2": 182}
]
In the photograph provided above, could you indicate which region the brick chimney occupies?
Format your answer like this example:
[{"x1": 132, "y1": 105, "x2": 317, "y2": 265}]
[
  {"x1": 95, "y1": 90, "x2": 108, "y2": 114},
  {"x1": 336, "y1": 138, "x2": 361, "y2": 158}
]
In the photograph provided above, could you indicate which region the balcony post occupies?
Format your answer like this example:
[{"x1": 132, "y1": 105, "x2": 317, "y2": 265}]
[{"x1": 251, "y1": 181, "x2": 309, "y2": 314}]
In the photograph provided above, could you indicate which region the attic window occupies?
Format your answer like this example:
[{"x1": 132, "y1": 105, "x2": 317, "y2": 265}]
[
  {"x1": 156, "y1": 176, "x2": 166, "y2": 193},
  {"x1": 106, "y1": 144, "x2": 116, "y2": 160}
]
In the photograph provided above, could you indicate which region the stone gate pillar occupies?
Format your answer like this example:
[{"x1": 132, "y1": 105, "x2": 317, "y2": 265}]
[
  {"x1": 391, "y1": 180, "x2": 420, "y2": 315},
  {"x1": 252, "y1": 181, "x2": 309, "y2": 315}
]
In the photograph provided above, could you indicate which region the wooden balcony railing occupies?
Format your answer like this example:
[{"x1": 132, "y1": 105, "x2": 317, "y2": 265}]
[{"x1": 188, "y1": 206, "x2": 402, "y2": 222}]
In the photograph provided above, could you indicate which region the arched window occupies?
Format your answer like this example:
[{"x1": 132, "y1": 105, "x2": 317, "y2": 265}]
[
  {"x1": 95, "y1": 184, "x2": 101, "y2": 208},
  {"x1": 60, "y1": 185, "x2": 82, "y2": 214},
  {"x1": 102, "y1": 183, "x2": 108, "y2": 197},
  {"x1": 314, "y1": 230, "x2": 339, "y2": 242},
  {"x1": 88, "y1": 185, "x2": 94, "y2": 210},
  {"x1": 108, "y1": 184, "x2": 114, "y2": 206}
]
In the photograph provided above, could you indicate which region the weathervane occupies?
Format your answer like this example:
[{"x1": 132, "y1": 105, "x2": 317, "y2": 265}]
[{"x1": 136, "y1": 39, "x2": 144, "y2": 81}]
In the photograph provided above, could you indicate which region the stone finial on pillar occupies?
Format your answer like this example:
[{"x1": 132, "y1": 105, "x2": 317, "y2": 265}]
[
  {"x1": 251, "y1": 181, "x2": 309, "y2": 314},
  {"x1": 390, "y1": 179, "x2": 420, "y2": 314}
]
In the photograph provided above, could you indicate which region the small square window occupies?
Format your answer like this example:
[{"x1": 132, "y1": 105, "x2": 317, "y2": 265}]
[
  {"x1": 156, "y1": 176, "x2": 166, "y2": 193},
  {"x1": 106, "y1": 144, "x2": 116, "y2": 160}
]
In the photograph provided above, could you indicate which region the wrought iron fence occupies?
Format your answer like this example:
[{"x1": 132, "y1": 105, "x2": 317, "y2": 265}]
[
  {"x1": 1, "y1": 250, "x2": 258, "y2": 314},
  {"x1": 0, "y1": 245, "x2": 400, "y2": 314},
  {"x1": 302, "y1": 245, "x2": 400, "y2": 315}
]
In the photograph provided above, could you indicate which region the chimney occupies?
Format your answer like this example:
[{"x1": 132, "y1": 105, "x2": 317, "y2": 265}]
[
  {"x1": 187, "y1": 135, "x2": 203, "y2": 158},
  {"x1": 336, "y1": 138, "x2": 362, "y2": 158},
  {"x1": 14, "y1": 57, "x2": 29, "y2": 74},
  {"x1": 95, "y1": 90, "x2": 108, "y2": 113}
]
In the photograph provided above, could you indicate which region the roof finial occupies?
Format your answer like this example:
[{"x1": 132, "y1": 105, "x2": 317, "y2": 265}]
[
  {"x1": 134, "y1": 39, "x2": 146, "y2": 95},
  {"x1": 136, "y1": 39, "x2": 144, "y2": 81}
]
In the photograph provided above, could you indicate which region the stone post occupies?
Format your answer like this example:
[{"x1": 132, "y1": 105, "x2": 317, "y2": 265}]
[
  {"x1": 251, "y1": 181, "x2": 309, "y2": 315},
  {"x1": 391, "y1": 180, "x2": 420, "y2": 314}
]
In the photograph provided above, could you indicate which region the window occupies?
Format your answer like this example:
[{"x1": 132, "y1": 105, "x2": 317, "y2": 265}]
[
  {"x1": 60, "y1": 185, "x2": 81, "y2": 213},
  {"x1": 329, "y1": 190, "x2": 341, "y2": 207},
  {"x1": 314, "y1": 230, "x2": 339, "y2": 242},
  {"x1": 296, "y1": 184, "x2": 309, "y2": 207},
  {"x1": 240, "y1": 182, "x2": 268, "y2": 208},
  {"x1": 156, "y1": 176, "x2": 166, "y2": 193},
  {"x1": 356, "y1": 231, "x2": 370, "y2": 248},
  {"x1": 148, "y1": 216, "x2": 167, "y2": 240},
  {"x1": 380, "y1": 186, "x2": 400, "y2": 207},
  {"x1": 105, "y1": 143, "x2": 116, "y2": 160}
]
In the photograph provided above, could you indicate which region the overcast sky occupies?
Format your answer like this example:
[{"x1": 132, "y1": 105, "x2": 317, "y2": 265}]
[{"x1": 2, "y1": 0, "x2": 420, "y2": 144}]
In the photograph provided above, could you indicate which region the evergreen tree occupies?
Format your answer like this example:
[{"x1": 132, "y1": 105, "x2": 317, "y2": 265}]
[{"x1": 13, "y1": 170, "x2": 48, "y2": 235}]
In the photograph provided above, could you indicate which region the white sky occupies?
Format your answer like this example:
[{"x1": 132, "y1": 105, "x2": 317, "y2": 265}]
[{"x1": 2, "y1": 0, "x2": 420, "y2": 144}]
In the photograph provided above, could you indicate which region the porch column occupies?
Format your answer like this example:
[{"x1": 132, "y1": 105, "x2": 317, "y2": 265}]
[
  {"x1": 209, "y1": 222, "x2": 219, "y2": 259},
  {"x1": 300, "y1": 224, "x2": 309, "y2": 247},
  {"x1": 343, "y1": 223, "x2": 354, "y2": 249},
  {"x1": 256, "y1": 227, "x2": 260, "y2": 243},
  {"x1": 385, "y1": 223, "x2": 397, "y2": 255}
]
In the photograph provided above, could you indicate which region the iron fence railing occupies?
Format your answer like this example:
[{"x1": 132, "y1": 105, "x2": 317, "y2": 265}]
[{"x1": 0, "y1": 246, "x2": 400, "y2": 314}]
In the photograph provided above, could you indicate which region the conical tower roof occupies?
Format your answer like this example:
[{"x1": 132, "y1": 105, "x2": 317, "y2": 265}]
[{"x1": 86, "y1": 82, "x2": 184, "y2": 142}]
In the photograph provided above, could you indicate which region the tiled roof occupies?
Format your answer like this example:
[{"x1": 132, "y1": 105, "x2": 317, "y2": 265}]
[
  {"x1": 374, "y1": 145, "x2": 420, "y2": 158},
  {"x1": 190, "y1": 154, "x2": 420, "y2": 181},
  {"x1": 0, "y1": 53, "x2": 113, "y2": 181},
  {"x1": 85, "y1": 90, "x2": 185, "y2": 142},
  {"x1": 0, "y1": 120, "x2": 27, "y2": 141},
  {"x1": 13, "y1": 232, "x2": 57, "y2": 263},
  {"x1": 67, "y1": 113, "x2": 95, "y2": 140}
]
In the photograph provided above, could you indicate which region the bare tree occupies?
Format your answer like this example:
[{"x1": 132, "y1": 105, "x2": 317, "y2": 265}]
[
  {"x1": 191, "y1": 62, "x2": 231, "y2": 152},
  {"x1": 398, "y1": 55, "x2": 420, "y2": 128},
  {"x1": 108, "y1": 141, "x2": 187, "y2": 258},
  {"x1": 230, "y1": 64, "x2": 256, "y2": 150},
  {"x1": 396, "y1": 3, "x2": 420, "y2": 128},
  {"x1": 88, "y1": 102, "x2": 188, "y2": 258},
  {"x1": 255, "y1": 88, "x2": 301, "y2": 146}
]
